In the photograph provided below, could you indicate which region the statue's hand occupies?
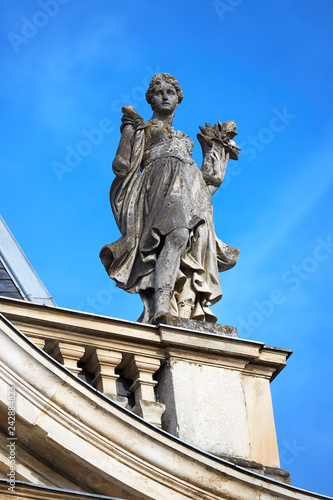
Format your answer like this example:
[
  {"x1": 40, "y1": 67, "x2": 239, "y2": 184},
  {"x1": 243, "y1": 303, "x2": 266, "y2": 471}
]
[
  {"x1": 120, "y1": 106, "x2": 145, "y2": 132},
  {"x1": 211, "y1": 148, "x2": 230, "y2": 183},
  {"x1": 200, "y1": 146, "x2": 229, "y2": 193}
]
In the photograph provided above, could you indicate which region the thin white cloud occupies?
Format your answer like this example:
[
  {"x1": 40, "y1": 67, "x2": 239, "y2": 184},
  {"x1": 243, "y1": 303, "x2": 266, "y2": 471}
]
[{"x1": 240, "y1": 138, "x2": 333, "y2": 272}]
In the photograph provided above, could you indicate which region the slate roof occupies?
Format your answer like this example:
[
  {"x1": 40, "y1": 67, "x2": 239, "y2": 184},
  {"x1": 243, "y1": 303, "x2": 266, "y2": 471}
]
[
  {"x1": 0, "y1": 256, "x2": 23, "y2": 299},
  {"x1": 0, "y1": 215, "x2": 56, "y2": 306}
]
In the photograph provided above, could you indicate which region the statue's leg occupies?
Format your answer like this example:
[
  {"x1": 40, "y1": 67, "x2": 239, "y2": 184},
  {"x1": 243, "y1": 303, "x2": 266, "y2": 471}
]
[{"x1": 154, "y1": 227, "x2": 189, "y2": 323}]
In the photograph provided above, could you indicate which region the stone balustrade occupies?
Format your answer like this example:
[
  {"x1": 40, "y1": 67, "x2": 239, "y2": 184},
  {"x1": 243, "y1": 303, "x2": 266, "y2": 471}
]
[
  {"x1": 41, "y1": 339, "x2": 165, "y2": 426},
  {"x1": 3, "y1": 299, "x2": 167, "y2": 427}
]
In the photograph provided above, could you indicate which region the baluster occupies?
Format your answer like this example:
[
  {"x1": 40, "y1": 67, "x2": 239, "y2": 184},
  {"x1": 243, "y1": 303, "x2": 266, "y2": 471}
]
[
  {"x1": 85, "y1": 349, "x2": 127, "y2": 407},
  {"x1": 123, "y1": 355, "x2": 165, "y2": 427}
]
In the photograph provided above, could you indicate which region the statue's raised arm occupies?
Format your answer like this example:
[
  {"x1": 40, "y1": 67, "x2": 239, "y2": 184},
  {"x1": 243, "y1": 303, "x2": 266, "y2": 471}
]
[
  {"x1": 112, "y1": 106, "x2": 146, "y2": 178},
  {"x1": 100, "y1": 73, "x2": 240, "y2": 325},
  {"x1": 198, "y1": 120, "x2": 241, "y2": 195}
]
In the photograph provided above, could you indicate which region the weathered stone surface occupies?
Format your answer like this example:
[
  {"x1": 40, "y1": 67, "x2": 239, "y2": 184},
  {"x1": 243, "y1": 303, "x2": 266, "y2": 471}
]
[
  {"x1": 156, "y1": 313, "x2": 238, "y2": 337},
  {"x1": 157, "y1": 358, "x2": 275, "y2": 464},
  {"x1": 100, "y1": 73, "x2": 240, "y2": 325},
  {"x1": 218, "y1": 455, "x2": 291, "y2": 484},
  {"x1": 132, "y1": 400, "x2": 165, "y2": 428}
]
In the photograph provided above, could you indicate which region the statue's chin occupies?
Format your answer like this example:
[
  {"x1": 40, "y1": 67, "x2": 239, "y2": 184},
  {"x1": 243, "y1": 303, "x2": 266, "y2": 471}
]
[{"x1": 155, "y1": 106, "x2": 176, "y2": 116}]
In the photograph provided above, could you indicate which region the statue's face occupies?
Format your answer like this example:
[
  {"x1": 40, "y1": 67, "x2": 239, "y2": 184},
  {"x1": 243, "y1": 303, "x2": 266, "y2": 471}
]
[{"x1": 151, "y1": 82, "x2": 178, "y2": 115}]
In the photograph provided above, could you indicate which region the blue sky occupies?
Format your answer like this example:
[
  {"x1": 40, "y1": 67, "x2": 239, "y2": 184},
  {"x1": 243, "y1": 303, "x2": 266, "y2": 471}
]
[{"x1": 1, "y1": 0, "x2": 333, "y2": 496}]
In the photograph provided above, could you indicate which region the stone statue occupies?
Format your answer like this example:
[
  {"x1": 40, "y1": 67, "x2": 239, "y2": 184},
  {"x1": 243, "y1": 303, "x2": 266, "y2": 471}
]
[{"x1": 100, "y1": 73, "x2": 240, "y2": 325}]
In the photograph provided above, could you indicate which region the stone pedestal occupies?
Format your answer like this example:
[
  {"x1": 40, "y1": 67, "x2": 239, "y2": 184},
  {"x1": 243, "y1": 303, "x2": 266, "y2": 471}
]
[{"x1": 156, "y1": 319, "x2": 292, "y2": 482}]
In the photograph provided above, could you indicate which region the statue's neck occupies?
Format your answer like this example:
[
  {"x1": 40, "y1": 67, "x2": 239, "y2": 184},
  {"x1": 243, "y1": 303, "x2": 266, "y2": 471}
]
[{"x1": 151, "y1": 111, "x2": 174, "y2": 127}]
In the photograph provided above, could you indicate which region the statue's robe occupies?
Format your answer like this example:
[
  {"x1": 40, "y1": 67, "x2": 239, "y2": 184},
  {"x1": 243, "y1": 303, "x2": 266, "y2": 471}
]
[{"x1": 100, "y1": 118, "x2": 239, "y2": 323}]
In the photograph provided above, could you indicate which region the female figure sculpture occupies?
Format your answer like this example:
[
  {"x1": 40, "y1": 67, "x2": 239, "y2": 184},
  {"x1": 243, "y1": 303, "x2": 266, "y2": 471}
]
[{"x1": 100, "y1": 73, "x2": 240, "y2": 324}]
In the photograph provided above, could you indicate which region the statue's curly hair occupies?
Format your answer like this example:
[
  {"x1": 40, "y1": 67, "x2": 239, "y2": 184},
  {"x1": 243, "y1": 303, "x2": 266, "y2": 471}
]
[{"x1": 146, "y1": 73, "x2": 183, "y2": 106}]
